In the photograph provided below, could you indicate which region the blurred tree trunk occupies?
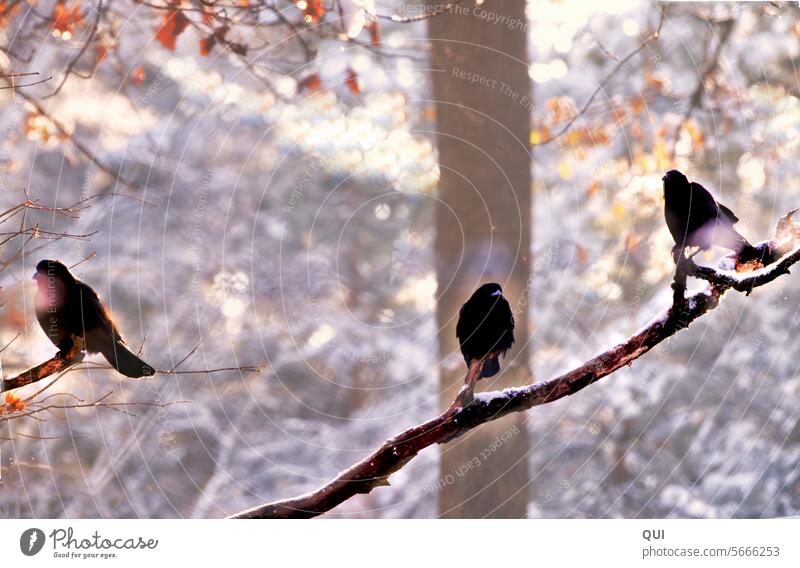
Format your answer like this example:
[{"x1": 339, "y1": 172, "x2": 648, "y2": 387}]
[{"x1": 429, "y1": 0, "x2": 532, "y2": 518}]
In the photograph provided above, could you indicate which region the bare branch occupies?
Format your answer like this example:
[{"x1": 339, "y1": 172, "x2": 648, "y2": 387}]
[{"x1": 230, "y1": 210, "x2": 800, "y2": 519}]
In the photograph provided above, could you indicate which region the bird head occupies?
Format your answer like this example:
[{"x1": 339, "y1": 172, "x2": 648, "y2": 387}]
[
  {"x1": 662, "y1": 169, "x2": 689, "y2": 189},
  {"x1": 33, "y1": 259, "x2": 76, "y2": 287},
  {"x1": 476, "y1": 282, "x2": 503, "y2": 298}
]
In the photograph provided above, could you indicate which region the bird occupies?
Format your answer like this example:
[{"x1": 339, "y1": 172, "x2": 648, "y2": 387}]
[
  {"x1": 456, "y1": 282, "x2": 515, "y2": 382},
  {"x1": 33, "y1": 260, "x2": 154, "y2": 378},
  {"x1": 662, "y1": 169, "x2": 760, "y2": 262}
]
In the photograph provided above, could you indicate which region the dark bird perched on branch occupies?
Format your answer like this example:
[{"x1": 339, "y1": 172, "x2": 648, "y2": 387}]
[
  {"x1": 456, "y1": 282, "x2": 515, "y2": 386},
  {"x1": 33, "y1": 260, "x2": 154, "y2": 378},
  {"x1": 662, "y1": 169, "x2": 761, "y2": 263}
]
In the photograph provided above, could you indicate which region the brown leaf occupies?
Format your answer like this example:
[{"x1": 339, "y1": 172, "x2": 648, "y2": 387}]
[
  {"x1": 300, "y1": 0, "x2": 325, "y2": 23},
  {"x1": 368, "y1": 21, "x2": 381, "y2": 47},
  {"x1": 131, "y1": 66, "x2": 147, "y2": 86},
  {"x1": 52, "y1": 0, "x2": 84, "y2": 37},
  {"x1": 155, "y1": 8, "x2": 190, "y2": 51},
  {"x1": 297, "y1": 73, "x2": 322, "y2": 93},
  {"x1": 95, "y1": 43, "x2": 111, "y2": 66},
  {"x1": 200, "y1": 35, "x2": 216, "y2": 56},
  {"x1": 0, "y1": 3, "x2": 21, "y2": 27},
  {"x1": 345, "y1": 68, "x2": 361, "y2": 94}
]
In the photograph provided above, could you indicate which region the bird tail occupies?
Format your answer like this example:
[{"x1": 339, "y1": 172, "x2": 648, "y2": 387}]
[
  {"x1": 103, "y1": 341, "x2": 155, "y2": 378},
  {"x1": 479, "y1": 355, "x2": 501, "y2": 379},
  {"x1": 91, "y1": 333, "x2": 155, "y2": 378}
]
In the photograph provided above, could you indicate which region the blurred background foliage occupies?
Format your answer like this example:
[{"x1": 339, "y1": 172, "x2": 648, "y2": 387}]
[{"x1": 0, "y1": 0, "x2": 799, "y2": 517}]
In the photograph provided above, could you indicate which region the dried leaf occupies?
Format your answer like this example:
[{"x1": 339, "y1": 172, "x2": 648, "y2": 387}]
[
  {"x1": 345, "y1": 68, "x2": 361, "y2": 94},
  {"x1": 131, "y1": 66, "x2": 147, "y2": 86},
  {"x1": 529, "y1": 126, "x2": 551, "y2": 146},
  {"x1": 52, "y1": 0, "x2": 84, "y2": 38},
  {"x1": 300, "y1": 0, "x2": 325, "y2": 23},
  {"x1": 0, "y1": 3, "x2": 21, "y2": 27},
  {"x1": 155, "y1": 8, "x2": 190, "y2": 51},
  {"x1": 200, "y1": 35, "x2": 216, "y2": 56},
  {"x1": 368, "y1": 21, "x2": 381, "y2": 47},
  {"x1": 297, "y1": 73, "x2": 322, "y2": 93}
]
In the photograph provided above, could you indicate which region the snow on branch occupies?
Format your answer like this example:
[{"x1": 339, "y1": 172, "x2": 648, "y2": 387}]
[{"x1": 230, "y1": 210, "x2": 800, "y2": 519}]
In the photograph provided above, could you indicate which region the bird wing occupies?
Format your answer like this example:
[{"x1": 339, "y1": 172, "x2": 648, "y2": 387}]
[
  {"x1": 73, "y1": 281, "x2": 124, "y2": 342},
  {"x1": 75, "y1": 281, "x2": 153, "y2": 378},
  {"x1": 688, "y1": 182, "x2": 725, "y2": 232},
  {"x1": 455, "y1": 304, "x2": 473, "y2": 364},
  {"x1": 455, "y1": 304, "x2": 466, "y2": 340}
]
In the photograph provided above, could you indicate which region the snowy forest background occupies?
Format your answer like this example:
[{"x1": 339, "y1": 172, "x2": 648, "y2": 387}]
[{"x1": 2, "y1": 0, "x2": 800, "y2": 518}]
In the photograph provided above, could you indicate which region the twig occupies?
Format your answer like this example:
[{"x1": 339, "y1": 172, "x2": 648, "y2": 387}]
[{"x1": 543, "y1": 10, "x2": 665, "y2": 145}]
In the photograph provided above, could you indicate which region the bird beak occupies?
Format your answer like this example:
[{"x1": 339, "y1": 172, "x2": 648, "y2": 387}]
[
  {"x1": 490, "y1": 290, "x2": 502, "y2": 297},
  {"x1": 661, "y1": 175, "x2": 667, "y2": 181}
]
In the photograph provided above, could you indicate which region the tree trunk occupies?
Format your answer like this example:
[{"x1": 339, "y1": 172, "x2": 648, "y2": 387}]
[{"x1": 429, "y1": 0, "x2": 533, "y2": 518}]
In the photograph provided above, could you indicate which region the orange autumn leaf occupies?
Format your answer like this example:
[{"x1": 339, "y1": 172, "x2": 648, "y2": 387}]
[
  {"x1": 95, "y1": 43, "x2": 111, "y2": 66},
  {"x1": 683, "y1": 120, "x2": 705, "y2": 147},
  {"x1": 624, "y1": 232, "x2": 642, "y2": 252},
  {"x1": 575, "y1": 244, "x2": 589, "y2": 264},
  {"x1": 155, "y1": 8, "x2": 190, "y2": 51},
  {"x1": 0, "y1": 3, "x2": 21, "y2": 27},
  {"x1": 297, "y1": 73, "x2": 322, "y2": 93},
  {"x1": 4, "y1": 392, "x2": 25, "y2": 412},
  {"x1": 300, "y1": 0, "x2": 325, "y2": 23},
  {"x1": 200, "y1": 35, "x2": 216, "y2": 56},
  {"x1": 644, "y1": 72, "x2": 667, "y2": 92},
  {"x1": 562, "y1": 126, "x2": 611, "y2": 149},
  {"x1": 345, "y1": 68, "x2": 361, "y2": 94},
  {"x1": 367, "y1": 21, "x2": 381, "y2": 47},
  {"x1": 200, "y1": 26, "x2": 232, "y2": 56},
  {"x1": 131, "y1": 66, "x2": 147, "y2": 86},
  {"x1": 23, "y1": 110, "x2": 67, "y2": 146},
  {"x1": 546, "y1": 96, "x2": 577, "y2": 124},
  {"x1": 611, "y1": 105, "x2": 627, "y2": 123},
  {"x1": 529, "y1": 126, "x2": 551, "y2": 146},
  {"x1": 631, "y1": 94, "x2": 648, "y2": 114},
  {"x1": 586, "y1": 179, "x2": 601, "y2": 196},
  {"x1": 52, "y1": 0, "x2": 84, "y2": 37}
]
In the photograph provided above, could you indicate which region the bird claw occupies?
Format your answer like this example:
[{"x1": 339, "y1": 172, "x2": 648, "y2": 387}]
[{"x1": 456, "y1": 384, "x2": 475, "y2": 407}]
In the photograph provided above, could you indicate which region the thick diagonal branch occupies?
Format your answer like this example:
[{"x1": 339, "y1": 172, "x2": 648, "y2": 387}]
[
  {"x1": 1, "y1": 338, "x2": 85, "y2": 393},
  {"x1": 230, "y1": 211, "x2": 800, "y2": 520}
]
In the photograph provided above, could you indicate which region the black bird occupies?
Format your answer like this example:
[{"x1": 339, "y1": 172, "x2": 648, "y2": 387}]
[
  {"x1": 33, "y1": 260, "x2": 154, "y2": 378},
  {"x1": 662, "y1": 169, "x2": 759, "y2": 261},
  {"x1": 456, "y1": 282, "x2": 515, "y2": 381}
]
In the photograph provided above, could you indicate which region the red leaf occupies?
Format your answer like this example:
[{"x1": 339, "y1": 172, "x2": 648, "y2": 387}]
[
  {"x1": 345, "y1": 68, "x2": 360, "y2": 94},
  {"x1": 297, "y1": 73, "x2": 322, "y2": 93},
  {"x1": 131, "y1": 66, "x2": 146, "y2": 86},
  {"x1": 368, "y1": 21, "x2": 381, "y2": 47},
  {"x1": 299, "y1": 0, "x2": 325, "y2": 23},
  {"x1": 155, "y1": 8, "x2": 190, "y2": 51},
  {"x1": 95, "y1": 43, "x2": 110, "y2": 66},
  {"x1": 200, "y1": 35, "x2": 216, "y2": 56},
  {"x1": 52, "y1": 0, "x2": 83, "y2": 36},
  {"x1": 0, "y1": 3, "x2": 21, "y2": 27}
]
